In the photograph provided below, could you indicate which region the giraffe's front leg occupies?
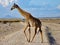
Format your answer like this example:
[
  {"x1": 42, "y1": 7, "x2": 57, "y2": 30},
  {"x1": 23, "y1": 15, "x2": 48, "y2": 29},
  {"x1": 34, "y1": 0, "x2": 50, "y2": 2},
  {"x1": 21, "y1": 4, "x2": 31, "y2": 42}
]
[
  {"x1": 24, "y1": 25, "x2": 29, "y2": 42},
  {"x1": 31, "y1": 27, "x2": 37, "y2": 42},
  {"x1": 26, "y1": 23, "x2": 31, "y2": 42}
]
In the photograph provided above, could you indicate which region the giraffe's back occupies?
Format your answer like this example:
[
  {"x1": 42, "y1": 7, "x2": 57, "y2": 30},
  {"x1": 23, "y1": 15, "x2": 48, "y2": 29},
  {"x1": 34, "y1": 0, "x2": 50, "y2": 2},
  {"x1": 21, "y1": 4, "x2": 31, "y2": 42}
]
[{"x1": 29, "y1": 16, "x2": 41, "y2": 27}]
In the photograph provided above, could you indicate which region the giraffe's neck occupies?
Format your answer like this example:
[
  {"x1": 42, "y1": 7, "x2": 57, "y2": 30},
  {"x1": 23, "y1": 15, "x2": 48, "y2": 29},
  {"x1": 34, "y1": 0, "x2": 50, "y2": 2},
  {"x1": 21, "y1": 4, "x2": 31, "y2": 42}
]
[{"x1": 17, "y1": 6, "x2": 32, "y2": 19}]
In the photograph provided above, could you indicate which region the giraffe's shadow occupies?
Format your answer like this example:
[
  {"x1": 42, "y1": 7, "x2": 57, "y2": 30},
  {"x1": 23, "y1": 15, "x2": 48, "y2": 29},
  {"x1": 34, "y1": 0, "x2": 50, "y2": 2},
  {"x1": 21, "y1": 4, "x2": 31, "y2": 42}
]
[{"x1": 45, "y1": 26, "x2": 58, "y2": 45}]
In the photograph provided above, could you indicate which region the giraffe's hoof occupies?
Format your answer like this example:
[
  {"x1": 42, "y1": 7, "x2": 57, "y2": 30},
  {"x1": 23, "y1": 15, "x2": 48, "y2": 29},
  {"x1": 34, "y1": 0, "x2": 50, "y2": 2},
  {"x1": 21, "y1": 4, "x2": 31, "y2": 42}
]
[
  {"x1": 28, "y1": 40, "x2": 30, "y2": 42},
  {"x1": 41, "y1": 41, "x2": 43, "y2": 43},
  {"x1": 27, "y1": 40, "x2": 30, "y2": 43}
]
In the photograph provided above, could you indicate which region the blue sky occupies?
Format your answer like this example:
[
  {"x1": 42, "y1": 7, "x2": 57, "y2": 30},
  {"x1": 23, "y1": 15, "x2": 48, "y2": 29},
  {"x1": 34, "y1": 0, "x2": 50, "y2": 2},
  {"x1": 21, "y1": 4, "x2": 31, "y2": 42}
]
[{"x1": 0, "y1": 0, "x2": 60, "y2": 18}]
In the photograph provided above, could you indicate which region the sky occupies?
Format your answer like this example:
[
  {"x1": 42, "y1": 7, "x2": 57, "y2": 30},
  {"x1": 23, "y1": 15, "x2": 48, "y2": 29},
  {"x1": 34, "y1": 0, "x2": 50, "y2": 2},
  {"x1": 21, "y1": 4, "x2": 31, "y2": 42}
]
[{"x1": 0, "y1": 0, "x2": 60, "y2": 18}]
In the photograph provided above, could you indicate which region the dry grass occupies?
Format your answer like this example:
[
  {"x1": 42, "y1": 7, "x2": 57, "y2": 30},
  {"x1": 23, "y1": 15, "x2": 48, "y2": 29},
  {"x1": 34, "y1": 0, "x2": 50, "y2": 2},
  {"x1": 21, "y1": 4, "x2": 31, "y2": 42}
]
[{"x1": 40, "y1": 18, "x2": 60, "y2": 24}]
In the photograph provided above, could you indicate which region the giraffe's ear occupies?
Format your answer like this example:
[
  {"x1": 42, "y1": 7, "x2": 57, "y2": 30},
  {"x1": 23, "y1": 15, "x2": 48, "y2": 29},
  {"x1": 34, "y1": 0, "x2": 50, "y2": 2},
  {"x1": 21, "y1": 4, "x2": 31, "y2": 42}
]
[
  {"x1": 14, "y1": 3, "x2": 16, "y2": 5},
  {"x1": 14, "y1": 3, "x2": 17, "y2": 6}
]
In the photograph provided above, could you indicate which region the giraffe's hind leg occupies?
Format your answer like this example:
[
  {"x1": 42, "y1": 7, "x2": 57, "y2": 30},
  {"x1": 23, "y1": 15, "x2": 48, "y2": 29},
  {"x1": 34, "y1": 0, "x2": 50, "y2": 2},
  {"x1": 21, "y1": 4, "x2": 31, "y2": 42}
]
[{"x1": 39, "y1": 28, "x2": 43, "y2": 43}]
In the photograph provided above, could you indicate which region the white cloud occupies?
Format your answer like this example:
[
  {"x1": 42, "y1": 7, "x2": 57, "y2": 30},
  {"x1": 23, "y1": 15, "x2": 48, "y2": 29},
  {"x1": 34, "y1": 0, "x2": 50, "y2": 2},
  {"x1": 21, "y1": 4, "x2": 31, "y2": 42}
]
[
  {"x1": 0, "y1": 0, "x2": 17, "y2": 7},
  {"x1": 57, "y1": 5, "x2": 60, "y2": 9}
]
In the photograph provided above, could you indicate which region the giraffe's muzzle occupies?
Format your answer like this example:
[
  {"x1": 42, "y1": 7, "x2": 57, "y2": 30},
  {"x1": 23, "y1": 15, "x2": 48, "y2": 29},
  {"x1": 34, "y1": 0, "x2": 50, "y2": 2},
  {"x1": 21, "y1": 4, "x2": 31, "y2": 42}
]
[{"x1": 11, "y1": 8, "x2": 13, "y2": 10}]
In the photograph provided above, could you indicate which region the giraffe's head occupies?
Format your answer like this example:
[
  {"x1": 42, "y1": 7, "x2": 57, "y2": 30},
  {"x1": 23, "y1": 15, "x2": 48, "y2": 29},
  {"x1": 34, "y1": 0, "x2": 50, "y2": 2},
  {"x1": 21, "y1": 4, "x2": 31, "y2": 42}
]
[{"x1": 11, "y1": 3, "x2": 18, "y2": 10}]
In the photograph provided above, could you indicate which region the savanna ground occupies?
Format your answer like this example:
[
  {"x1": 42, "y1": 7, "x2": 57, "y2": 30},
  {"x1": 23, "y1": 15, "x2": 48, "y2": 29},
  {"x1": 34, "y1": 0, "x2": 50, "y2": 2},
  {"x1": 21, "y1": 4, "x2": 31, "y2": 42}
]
[{"x1": 0, "y1": 18, "x2": 60, "y2": 45}]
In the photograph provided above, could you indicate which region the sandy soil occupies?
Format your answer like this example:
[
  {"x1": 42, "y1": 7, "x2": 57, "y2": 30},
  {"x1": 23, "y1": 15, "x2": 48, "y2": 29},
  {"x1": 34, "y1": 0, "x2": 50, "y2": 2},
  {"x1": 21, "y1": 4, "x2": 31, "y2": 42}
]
[{"x1": 0, "y1": 19, "x2": 60, "y2": 45}]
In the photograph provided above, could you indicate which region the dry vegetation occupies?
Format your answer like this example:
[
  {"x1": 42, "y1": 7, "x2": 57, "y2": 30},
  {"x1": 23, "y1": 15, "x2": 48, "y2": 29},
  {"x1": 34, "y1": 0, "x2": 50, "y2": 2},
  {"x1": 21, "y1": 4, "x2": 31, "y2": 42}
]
[{"x1": 40, "y1": 18, "x2": 60, "y2": 24}]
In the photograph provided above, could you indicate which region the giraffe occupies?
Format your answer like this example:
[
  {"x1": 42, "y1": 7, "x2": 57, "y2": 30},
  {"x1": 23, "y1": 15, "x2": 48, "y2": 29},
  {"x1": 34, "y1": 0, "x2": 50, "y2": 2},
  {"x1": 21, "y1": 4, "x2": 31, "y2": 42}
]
[{"x1": 11, "y1": 3, "x2": 43, "y2": 43}]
